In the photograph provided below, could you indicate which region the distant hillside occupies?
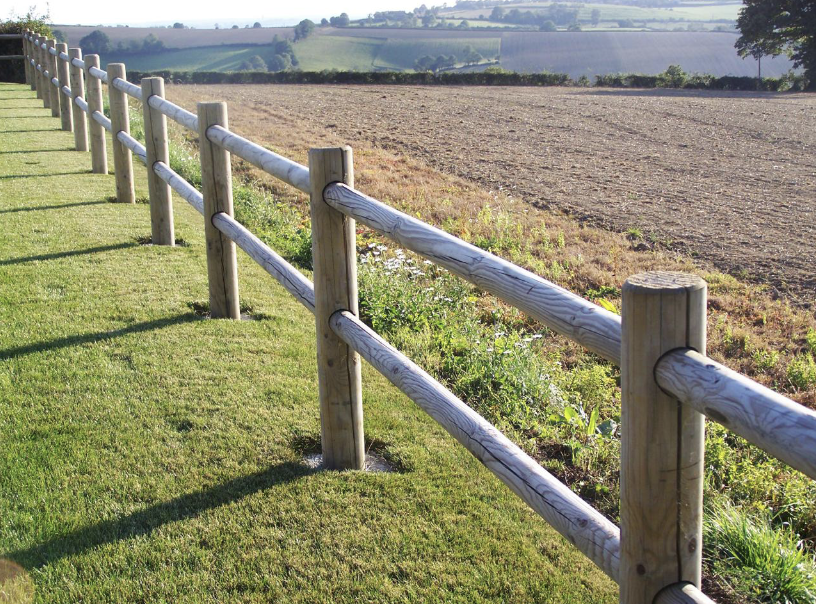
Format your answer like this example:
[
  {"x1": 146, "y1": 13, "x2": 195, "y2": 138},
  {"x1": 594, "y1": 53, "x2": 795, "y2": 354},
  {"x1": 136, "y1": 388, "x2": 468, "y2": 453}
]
[{"x1": 79, "y1": 25, "x2": 794, "y2": 79}]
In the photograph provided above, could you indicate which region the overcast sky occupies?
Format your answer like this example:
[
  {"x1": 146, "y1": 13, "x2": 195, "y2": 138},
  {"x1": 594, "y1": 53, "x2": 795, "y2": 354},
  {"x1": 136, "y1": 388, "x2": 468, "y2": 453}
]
[{"x1": 6, "y1": 1, "x2": 415, "y2": 27}]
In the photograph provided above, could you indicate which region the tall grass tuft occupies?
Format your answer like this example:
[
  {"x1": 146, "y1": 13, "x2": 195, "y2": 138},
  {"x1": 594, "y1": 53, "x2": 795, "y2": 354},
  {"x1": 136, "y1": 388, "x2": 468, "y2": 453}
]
[{"x1": 704, "y1": 502, "x2": 816, "y2": 603}]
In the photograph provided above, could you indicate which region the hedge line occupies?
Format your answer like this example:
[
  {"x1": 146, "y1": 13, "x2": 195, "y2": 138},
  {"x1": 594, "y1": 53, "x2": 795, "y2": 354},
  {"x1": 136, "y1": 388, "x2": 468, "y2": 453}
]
[{"x1": 126, "y1": 68, "x2": 808, "y2": 91}]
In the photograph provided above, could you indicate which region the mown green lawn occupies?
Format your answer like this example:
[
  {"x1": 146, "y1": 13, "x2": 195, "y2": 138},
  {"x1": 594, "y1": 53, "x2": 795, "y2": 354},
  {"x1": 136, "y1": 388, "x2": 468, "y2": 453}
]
[{"x1": 0, "y1": 82, "x2": 617, "y2": 602}]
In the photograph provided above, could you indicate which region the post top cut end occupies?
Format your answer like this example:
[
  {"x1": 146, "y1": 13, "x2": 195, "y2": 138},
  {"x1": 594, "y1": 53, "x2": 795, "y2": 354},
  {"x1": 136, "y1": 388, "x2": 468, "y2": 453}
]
[{"x1": 623, "y1": 271, "x2": 706, "y2": 295}]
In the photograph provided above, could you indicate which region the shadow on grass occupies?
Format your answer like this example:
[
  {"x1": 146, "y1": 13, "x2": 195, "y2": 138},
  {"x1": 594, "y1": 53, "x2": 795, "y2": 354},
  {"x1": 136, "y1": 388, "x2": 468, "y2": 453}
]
[
  {"x1": 4, "y1": 462, "x2": 314, "y2": 570},
  {"x1": 0, "y1": 242, "x2": 137, "y2": 267},
  {"x1": 0, "y1": 200, "x2": 108, "y2": 214},
  {"x1": 0, "y1": 129, "x2": 60, "y2": 134},
  {"x1": 0, "y1": 313, "x2": 202, "y2": 360},
  {"x1": 0, "y1": 171, "x2": 92, "y2": 180},
  {"x1": 0, "y1": 147, "x2": 75, "y2": 154}
]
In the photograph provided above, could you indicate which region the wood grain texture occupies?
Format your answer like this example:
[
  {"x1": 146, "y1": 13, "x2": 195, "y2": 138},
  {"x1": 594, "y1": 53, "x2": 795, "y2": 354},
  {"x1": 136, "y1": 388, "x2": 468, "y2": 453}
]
[
  {"x1": 55, "y1": 43, "x2": 73, "y2": 133},
  {"x1": 310, "y1": 148, "x2": 365, "y2": 471},
  {"x1": 153, "y1": 162, "x2": 203, "y2": 215},
  {"x1": 110, "y1": 76, "x2": 143, "y2": 101},
  {"x1": 67, "y1": 48, "x2": 88, "y2": 152},
  {"x1": 211, "y1": 212, "x2": 316, "y2": 314},
  {"x1": 207, "y1": 125, "x2": 310, "y2": 193},
  {"x1": 654, "y1": 582, "x2": 716, "y2": 604},
  {"x1": 141, "y1": 77, "x2": 174, "y2": 246},
  {"x1": 620, "y1": 272, "x2": 706, "y2": 604},
  {"x1": 147, "y1": 96, "x2": 198, "y2": 132},
  {"x1": 45, "y1": 40, "x2": 60, "y2": 118},
  {"x1": 657, "y1": 348, "x2": 816, "y2": 481},
  {"x1": 323, "y1": 183, "x2": 622, "y2": 363},
  {"x1": 198, "y1": 102, "x2": 240, "y2": 320},
  {"x1": 330, "y1": 309, "x2": 622, "y2": 579},
  {"x1": 107, "y1": 63, "x2": 135, "y2": 204},
  {"x1": 83, "y1": 55, "x2": 107, "y2": 174}
]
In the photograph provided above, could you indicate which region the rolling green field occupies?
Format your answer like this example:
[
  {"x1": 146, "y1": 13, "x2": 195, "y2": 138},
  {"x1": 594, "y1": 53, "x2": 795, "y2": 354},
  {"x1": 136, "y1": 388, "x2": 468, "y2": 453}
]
[
  {"x1": 291, "y1": 36, "x2": 385, "y2": 71},
  {"x1": 0, "y1": 82, "x2": 618, "y2": 602},
  {"x1": 102, "y1": 44, "x2": 283, "y2": 72}
]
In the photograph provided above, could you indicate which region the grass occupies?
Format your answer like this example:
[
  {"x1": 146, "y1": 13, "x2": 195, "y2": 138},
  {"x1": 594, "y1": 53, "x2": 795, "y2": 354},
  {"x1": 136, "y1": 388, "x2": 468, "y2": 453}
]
[
  {"x1": 293, "y1": 36, "x2": 385, "y2": 72},
  {"x1": 0, "y1": 83, "x2": 620, "y2": 602},
  {"x1": 102, "y1": 44, "x2": 283, "y2": 73},
  {"x1": 704, "y1": 502, "x2": 816, "y2": 603}
]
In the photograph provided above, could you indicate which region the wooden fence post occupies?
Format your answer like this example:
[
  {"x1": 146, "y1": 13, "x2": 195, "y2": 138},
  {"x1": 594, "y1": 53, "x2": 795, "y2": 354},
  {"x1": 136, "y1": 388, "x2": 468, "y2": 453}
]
[
  {"x1": 35, "y1": 36, "x2": 45, "y2": 103},
  {"x1": 141, "y1": 77, "x2": 174, "y2": 246},
  {"x1": 84, "y1": 55, "x2": 106, "y2": 173},
  {"x1": 107, "y1": 63, "x2": 135, "y2": 204},
  {"x1": 55, "y1": 43, "x2": 73, "y2": 132},
  {"x1": 68, "y1": 48, "x2": 88, "y2": 152},
  {"x1": 46, "y1": 39, "x2": 59, "y2": 118},
  {"x1": 23, "y1": 31, "x2": 31, "y2": 86},
  {"x1": 197, "y1": 102, "x2": 239, "y2": 318},
  {"x1": 309, "y1": 146, "x2": 365, "y2": 471},
  {"x1": 620, "y1": 271, "x2": 706, "y2": 604}
]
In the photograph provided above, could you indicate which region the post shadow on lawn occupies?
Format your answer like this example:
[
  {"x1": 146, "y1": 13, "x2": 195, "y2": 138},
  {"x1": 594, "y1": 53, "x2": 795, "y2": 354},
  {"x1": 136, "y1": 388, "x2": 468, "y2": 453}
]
[
  {"x1": 0, "y1": 129, "x2": 60, "y2": 134},
  {"x1": 0, "y1": 242, "x2": 138, "y2": 267},
  {"x1": 0, "y1": 147, "x2": 76, "y2": 154},
  {"x1": 4, "y1": 462, "x2": 314, "y2": 570},
  {"x1": 0, "y1": 312, "x2": 202, "y2": 360},
  {"x1": 0, "y1": 200, "x2": 108, "y2": 215},
  {"x1": 0, "y1": 171, "x2": 93, "y2": 180}
]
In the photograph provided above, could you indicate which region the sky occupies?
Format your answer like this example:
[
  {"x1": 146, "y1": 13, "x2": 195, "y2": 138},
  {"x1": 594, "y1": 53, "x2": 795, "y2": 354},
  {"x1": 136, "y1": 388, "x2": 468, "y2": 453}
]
[{"x1": 5, "y1": 0, "x2": 416, "y2": 27}]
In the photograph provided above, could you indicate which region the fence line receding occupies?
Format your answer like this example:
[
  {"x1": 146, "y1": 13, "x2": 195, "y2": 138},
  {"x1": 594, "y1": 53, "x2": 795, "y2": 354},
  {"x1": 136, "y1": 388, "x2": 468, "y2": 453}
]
[{"x1": 18, "y1": 28, "x2": 816, "y2": 604}]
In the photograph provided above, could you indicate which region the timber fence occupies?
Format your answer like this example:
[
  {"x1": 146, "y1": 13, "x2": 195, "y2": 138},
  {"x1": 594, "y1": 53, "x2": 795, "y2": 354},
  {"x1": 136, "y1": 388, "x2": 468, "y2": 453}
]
[{"x1": 18, "y1": 29, "x2": 816, "y2": 604}]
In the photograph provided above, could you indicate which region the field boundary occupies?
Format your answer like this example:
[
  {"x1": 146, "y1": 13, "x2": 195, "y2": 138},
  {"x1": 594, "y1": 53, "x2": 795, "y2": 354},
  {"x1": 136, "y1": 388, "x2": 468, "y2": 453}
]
[{"x1": 18, "y1": 29, "x2": 816, "y2": 604}]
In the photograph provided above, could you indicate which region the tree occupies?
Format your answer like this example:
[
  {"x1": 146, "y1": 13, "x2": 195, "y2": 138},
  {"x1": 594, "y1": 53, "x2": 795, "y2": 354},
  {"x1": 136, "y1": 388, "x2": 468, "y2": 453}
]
[
  {"x1": 239, "y1": 55, "x2": 267, "y2": 71},
  {"x1": 415, "y1": 55, "x2": 434, "y2": 71},
  {"x1": 231, "y1": 24, "x2": 239, "y2": 29},
  {"x1": 268, "y1": 53, "x2": 292, "y2": 71},
  {"x1": 590, "y1": 9, "x2": 601, "y2": 26},
  {"x1": 172, "y1": 22, "x2": 184, "y2": 29},
  {"x1": 463, "y1": 44, "x2": 482, "y2": 64},
  {"x1": 142, "y1": 33, "x2": 164, "y2": 53},
  {"x1": 320, "y1": 18, "x2": 330, "y2": 27},
  {"x1": 294, "y1": 19, "x2": 315, "y2": 41},
  {"x1": 490, "y1": 6, "x2": 504, "y2": 21},
  {"x1": 735, "y1": 0, "x2": 816, "y2": 88},
  {"x1": 422, "y1": 13, "x2": 437, "y2": 27},
  {"x1": 253, "y1": 22, "x2": 262, "y2": 28},
  {"x1": 79, "y1": 29, "x2": 112, "y2": 54},
  {"x1": 539, "y1": 20, "x2": 557, "y2": 32},
  {"x1": 330, "y1": 13, "x2": 350, "y2": 27},
  {"x1": 52, "y1": 28, "x2": 66, "y2": 43}
]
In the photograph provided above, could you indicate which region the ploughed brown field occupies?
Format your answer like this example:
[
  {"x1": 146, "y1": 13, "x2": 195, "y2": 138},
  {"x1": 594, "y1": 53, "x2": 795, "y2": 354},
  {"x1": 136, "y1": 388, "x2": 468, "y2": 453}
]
[{"x1": 170, "y1": 84, "x2": 816, "y2": 304}]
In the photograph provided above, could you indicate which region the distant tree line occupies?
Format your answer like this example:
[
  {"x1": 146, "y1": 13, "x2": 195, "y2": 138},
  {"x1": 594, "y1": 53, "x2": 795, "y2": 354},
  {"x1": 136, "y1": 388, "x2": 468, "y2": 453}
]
[
  {"x1": 79, "y1": 29, "x2": 166, "y2": 55},
  {"x1": 490, "y1": 4, "x2": 579, "y2": 28},
  {"x1": 415, "y1": 45, "x2": 487, "y2": 72},
  {"x1": 237, "y1": 35, "x2": 298, "y2": 72}
]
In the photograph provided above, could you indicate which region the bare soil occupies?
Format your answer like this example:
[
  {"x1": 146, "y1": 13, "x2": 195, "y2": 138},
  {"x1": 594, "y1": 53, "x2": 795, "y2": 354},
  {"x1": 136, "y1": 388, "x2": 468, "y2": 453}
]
[{"x1": 171, "y1": 84, "x2": 816, "y2": 304}]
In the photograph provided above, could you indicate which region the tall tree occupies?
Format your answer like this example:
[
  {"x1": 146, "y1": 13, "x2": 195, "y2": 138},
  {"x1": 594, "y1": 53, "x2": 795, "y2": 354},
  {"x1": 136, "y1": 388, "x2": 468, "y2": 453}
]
[
  {"x1": 79, "y1": 29, "x2": 112, "y2": 54},
  {"x1": 735, "y1": 0, "x2": 815, "y2": 89}
]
